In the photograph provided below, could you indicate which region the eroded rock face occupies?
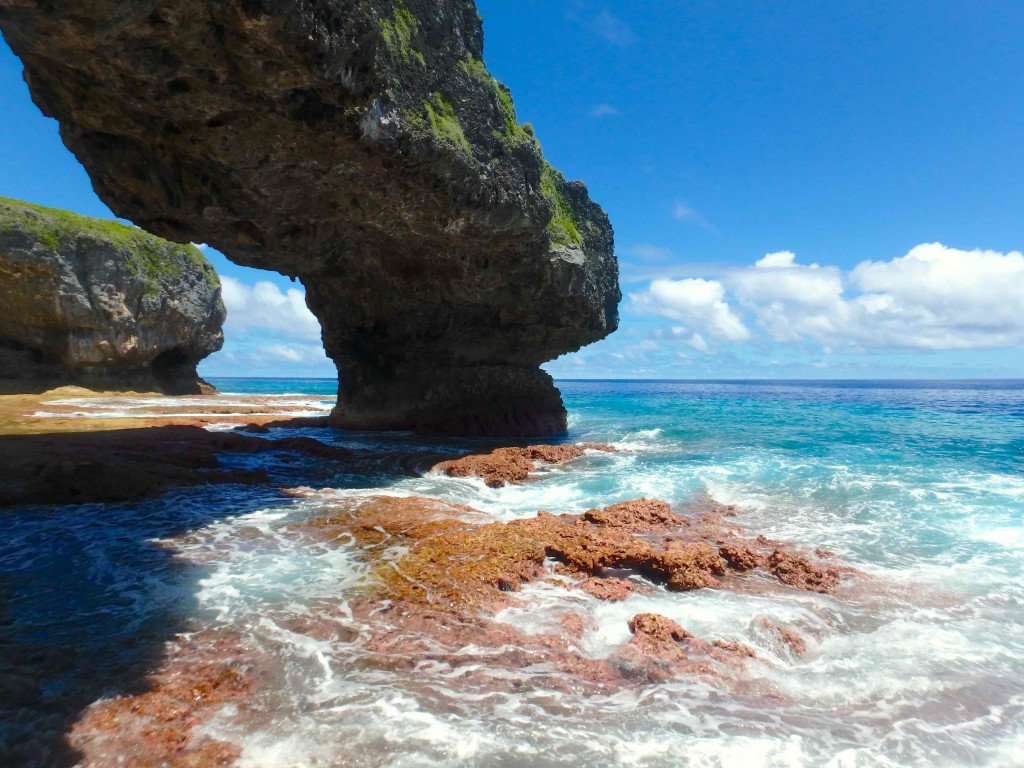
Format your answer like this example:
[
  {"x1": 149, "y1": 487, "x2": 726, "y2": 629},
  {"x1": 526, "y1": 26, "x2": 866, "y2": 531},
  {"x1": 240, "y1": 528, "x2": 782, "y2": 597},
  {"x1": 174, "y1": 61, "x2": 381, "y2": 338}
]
[
  {"x1": 0, "y1": 0, "x2": 621, "y2": 435},
  {"x1": 0, "y1": 198, "x2": 224, "y2": 394}
]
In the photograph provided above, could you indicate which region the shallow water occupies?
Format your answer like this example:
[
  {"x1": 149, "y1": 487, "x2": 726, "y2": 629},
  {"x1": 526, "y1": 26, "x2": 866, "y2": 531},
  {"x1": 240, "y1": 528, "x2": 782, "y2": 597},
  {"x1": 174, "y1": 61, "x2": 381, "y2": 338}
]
[{"x1": 2, "y1": 379, "x2": 1023, "y2": 767}]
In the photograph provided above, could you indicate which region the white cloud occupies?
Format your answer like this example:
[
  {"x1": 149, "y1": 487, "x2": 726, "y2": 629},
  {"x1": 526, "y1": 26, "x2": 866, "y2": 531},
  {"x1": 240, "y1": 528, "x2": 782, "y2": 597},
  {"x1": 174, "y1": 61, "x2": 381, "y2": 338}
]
[
  {"x1": 220, "y1": 276, "x2": 322, "y2": 341},
  {"x1": 590, "y1": 10, "x2": 635, "y2": 46},
  {"x1": 650, "y1": 327, "x2": 713, "y2": 354},
  {"x1": 728, "y1": 244, "x2": 1024, "y2": 350},
  {"x1": 590, "y1": 103, "x2": 619, "y2": 118},
  {"x1": 627, "y1": 244, "x2": 675, "y2": 261},
  {"x1": 730, "y1": 251, "x2": 848, "y2": 342},
  {"x1": 629, "y1": 243, "x2": 1024, "y2": 354},
  {"x1": 672, "y1": 202, "x2": 716, "y2": 232},
  {"x1": 672, "y1": 203, "x2": 701, "y2": 222},
  {"x1": 256, "y1": 343, "x2": 330, "y2": 365},
  {"x1": 629, "y1": 278, "x2": 751, "y2": 342},
  {"x1": 845, "y1": 243, "x2": 1024, "y2": 349}
]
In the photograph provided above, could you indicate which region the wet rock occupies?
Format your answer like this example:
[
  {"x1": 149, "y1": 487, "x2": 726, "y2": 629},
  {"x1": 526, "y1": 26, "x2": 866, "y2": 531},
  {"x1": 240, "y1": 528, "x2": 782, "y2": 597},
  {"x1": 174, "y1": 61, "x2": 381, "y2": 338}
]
[
  {"x1": 661, "y1": 542, "x2": 727, "y2": 590},
  {"x1": 68, "y1": 631, "x2": 263, "y2": 767},
  {"x1": 582, "y1": 498, "x2": 680, "y2": 530},
  {"x1": 627, "y1": 613, "x2": 693, "y2": 644},
  {"x1": 0, "y1": 425, "x2": 354, "y2": 507},
  {"x1": 435, "y1": 443, "x2": 617, "y2": 487},
  {"x1": 754, "y1": 617, "x2": 808, "y2": 656},
  {"x1": 765, "y1": 549, "x2": 840, "y2": 593},
  {"x1": 712, "y1": 640, "x2": 758, "y2": 658},
  {"x1": 613, "y1": 613, "x2": 718, "y2": 682},
  {"x1": 0, "y1": 197, "x2": 224, "y2": 395},
  {"x1": 240, "y1": 415, "x2": 331, "y2": 433},
  {"x1": 0, "y1": 0, "x2": 620, "y2": 436},
  {"x1": 294, "y1": 496, "x2": 847, "y2": 616},
  {"x1": 718, "y1": 542, "x2": 763, "y2": 571},
  {"x1": 576, "y1": 576, "x2": 635, "y2": 602},
  {"x1": 282, "y1": 496, "x2": 854, "y2": 691}
]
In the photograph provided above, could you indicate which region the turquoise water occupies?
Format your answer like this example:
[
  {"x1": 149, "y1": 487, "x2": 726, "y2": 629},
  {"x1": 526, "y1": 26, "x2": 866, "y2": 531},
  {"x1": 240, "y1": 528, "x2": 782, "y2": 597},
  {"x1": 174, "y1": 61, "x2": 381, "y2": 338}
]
[{"x1": 4, "y1": 379, "x2": 1024, "y2": 766}]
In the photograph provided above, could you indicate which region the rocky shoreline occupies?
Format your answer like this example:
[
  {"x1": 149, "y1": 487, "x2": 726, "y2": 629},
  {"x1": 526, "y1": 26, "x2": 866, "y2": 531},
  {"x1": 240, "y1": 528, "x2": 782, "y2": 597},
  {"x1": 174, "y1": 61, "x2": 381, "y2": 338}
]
[{"x1": 0, "y1": 390, "x2": 857, "y2": 766}]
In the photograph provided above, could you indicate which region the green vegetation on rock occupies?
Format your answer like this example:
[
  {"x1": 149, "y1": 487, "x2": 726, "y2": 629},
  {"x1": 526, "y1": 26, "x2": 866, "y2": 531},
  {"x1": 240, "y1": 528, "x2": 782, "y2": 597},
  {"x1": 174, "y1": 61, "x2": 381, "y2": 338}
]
[
  {"x1": 425, "y1": 92, "x2": 473, "y2": 154},
  {"x1": 0, "y1": 196, "x2": 219, "y2": 292},
  {"x1": 539, "y1": 164, "x2": 583, "y2": 247},
  {"x1": 379, "y1": 5, "x2": 425, "y2": 67},
  {"x1": 459, "y1": 55, "x2": 535, "y2": 149}
]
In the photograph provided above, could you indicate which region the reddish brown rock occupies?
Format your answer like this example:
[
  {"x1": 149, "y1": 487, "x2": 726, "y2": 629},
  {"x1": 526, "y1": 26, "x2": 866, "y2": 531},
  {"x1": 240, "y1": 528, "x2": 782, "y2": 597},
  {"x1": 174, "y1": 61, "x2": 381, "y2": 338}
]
[
  {"x1": 282, "y1": 496, "x2": 849, "y2": 690},
  {"x1": 627, "y1": 613, "x2": 692, "y2": 644},
  {"x1": 718, "y1": 543, "x2": 763, "y2": 571},
  {"x1": 712, "y1": 640, "x2": 758, "y2": 658},
  {"x1": 614, "y1": 613, "x2": 729, "y2": 682},
  {"x1": 582, "y1": 498, "x2": 681, "y2": 530},
  {"x1": 661, "y1": 542, "x2": 727, "y2": 590},
  {"x1": 577, "y1": 576, "x2": 635, "y2": 601},
  {"x1": 434, "y1": 443, "x2": 617, "y2": 487},
  {"x1": 68, "y1": 631, "x2": 265, "y2": 768},
  {"x1": 765, "y1": 549, "x2": 841, "y2": 593},
  {"x1": 755, "y1": 618, "x2": 808, "y2": 656}
]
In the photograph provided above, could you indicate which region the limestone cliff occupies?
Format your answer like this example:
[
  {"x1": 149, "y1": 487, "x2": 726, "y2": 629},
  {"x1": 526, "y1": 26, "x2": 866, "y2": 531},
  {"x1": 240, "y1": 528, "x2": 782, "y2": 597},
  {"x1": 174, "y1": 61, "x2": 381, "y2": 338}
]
[
  {"x1": 0, "y1": 0, "x2": 620, "y2": 435},
  {"x1": 0, "y1": 198, "x2": 224, "y2": 394}
]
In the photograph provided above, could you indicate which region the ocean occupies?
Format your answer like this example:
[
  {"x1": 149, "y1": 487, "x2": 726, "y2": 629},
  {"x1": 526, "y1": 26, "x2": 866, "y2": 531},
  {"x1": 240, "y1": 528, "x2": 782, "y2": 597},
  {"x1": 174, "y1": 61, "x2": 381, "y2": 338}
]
[{"x1": 3, "y1": 379, "x2": 1023, "y2": 766}]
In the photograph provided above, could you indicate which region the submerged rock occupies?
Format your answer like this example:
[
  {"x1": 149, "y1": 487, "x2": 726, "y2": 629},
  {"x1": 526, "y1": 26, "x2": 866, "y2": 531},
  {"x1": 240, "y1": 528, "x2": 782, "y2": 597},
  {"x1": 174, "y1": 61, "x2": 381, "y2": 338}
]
[
  {"x1": 0, "y1": 0, "x2": 621, "y2": 436},
  {"x1": 0, "y1": 198, "x2": 224, "y2": 394}
]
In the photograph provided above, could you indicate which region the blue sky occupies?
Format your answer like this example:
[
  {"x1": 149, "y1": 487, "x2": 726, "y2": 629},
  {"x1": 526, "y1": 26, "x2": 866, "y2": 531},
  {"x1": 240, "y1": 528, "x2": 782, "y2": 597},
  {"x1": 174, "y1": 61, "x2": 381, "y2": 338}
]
[{"x1": 2, "y1": 1, "x2": 1023, "y2": 379}]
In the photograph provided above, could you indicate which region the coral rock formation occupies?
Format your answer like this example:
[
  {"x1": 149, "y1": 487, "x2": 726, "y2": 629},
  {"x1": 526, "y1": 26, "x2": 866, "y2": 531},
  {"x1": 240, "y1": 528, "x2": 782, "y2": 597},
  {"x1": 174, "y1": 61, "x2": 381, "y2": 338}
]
[
  {"x1": 0, "y1": 198, "x2": 224, "y2": 394},
  {"x1": 0, "y1": 0, "x2": 621, "y2": 436},
  {"x1": 296, "y1": 496, "x2": 846, "y2": 615},
  {"x1": 287, "y1": 495, "x2": 843, "y2": 689},
  {"x1": 434, "y1": 443, "x2": 617, "y2": 487}
]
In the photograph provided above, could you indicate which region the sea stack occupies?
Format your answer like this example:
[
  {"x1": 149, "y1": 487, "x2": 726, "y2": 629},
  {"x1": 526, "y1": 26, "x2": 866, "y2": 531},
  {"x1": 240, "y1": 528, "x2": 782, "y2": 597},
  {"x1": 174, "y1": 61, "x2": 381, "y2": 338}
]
[
  {"x1": 0, "y1": 0, "x2": 620, "y2": 436},
  {"x1": 0, "y1": 197, "x2": 224, "y2": 395}
]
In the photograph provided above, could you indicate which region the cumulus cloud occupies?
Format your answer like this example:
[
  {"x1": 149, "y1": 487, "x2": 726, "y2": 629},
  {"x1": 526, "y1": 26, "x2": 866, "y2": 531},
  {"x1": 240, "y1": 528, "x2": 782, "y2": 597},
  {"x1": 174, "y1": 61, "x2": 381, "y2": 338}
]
[
  {"x1": 730, "y1": 251, "x2": 848, "y2": 342},
  {"x1": 845, "y1": 243, "x2": 1024, "y2": 349},
  {"x1": 629, "y1": 278, "x2": 751, "y2": 342},
  {"x1": 220, "y1": 276, "x2": 322, "y2": 341},
  {"x1": 629, "y1": 244, "x2": 1024, "y2": 354},
  {"x1": 731, "y1": 244, "x2": 1024, "y2": 350},
  {"x1": 632, "y1": 244, "x2": 1024, "y2": 354}
]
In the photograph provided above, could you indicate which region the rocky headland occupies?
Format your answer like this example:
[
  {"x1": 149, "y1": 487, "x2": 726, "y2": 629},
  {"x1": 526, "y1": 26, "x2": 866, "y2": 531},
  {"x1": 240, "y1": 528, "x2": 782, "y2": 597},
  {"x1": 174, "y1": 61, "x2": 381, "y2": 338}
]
[
  {"x1": 0, "y1": 197, "x2": 224, "y2": 395},
  {"x1": 0, "y1": 0, "x2": 621, "y2": 436}
]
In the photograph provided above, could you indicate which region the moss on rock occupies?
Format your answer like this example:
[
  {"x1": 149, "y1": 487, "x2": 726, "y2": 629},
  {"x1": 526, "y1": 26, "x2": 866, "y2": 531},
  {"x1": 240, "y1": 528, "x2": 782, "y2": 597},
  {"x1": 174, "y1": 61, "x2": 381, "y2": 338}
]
[
  {"x1": 0, "y1": 196, "x2": 217, "y2": 289},
  {"x1": 424, "y1": 92, "x2": 472, "y2": 154},
  {"x1": 379, "y1": 4, "x2": 425, "y2": 67},
  {"x1": 539, "y1": 165, "x2": 583, "y2": 247}
]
